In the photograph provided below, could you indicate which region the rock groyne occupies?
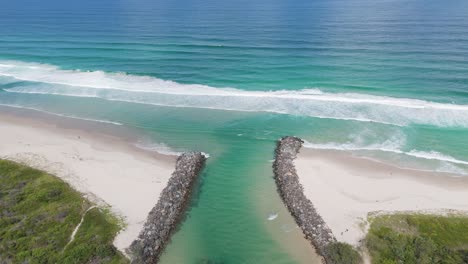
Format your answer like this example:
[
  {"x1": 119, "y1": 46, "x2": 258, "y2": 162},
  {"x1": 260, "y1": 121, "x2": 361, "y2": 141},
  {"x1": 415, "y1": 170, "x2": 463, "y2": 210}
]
[
  {"x1": 129, "y1": 152, "x2": 206, "y2": 263},
  {"x1": 273, "y1": 136, "x2": 336, "y2": 263}
]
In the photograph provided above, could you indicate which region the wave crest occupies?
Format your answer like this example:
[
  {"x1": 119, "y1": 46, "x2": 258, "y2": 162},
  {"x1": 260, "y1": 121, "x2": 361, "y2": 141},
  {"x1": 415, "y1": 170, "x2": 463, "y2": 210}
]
[
  {"x1": 2, "y1": 60, "x2": 468, "y2": 127},
  {"x1": 303, "y1": 140, "x2": 468, "y2": 175}
]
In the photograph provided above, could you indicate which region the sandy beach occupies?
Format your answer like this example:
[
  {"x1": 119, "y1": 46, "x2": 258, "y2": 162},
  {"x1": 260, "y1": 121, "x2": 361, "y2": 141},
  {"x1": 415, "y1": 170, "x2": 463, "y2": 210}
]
[
  {"x1": 0, "y1": 110, "x2": 176, "y2": 252},
  {"x1": 294, "y1": 148, "x2": 468, "y2": 247}
]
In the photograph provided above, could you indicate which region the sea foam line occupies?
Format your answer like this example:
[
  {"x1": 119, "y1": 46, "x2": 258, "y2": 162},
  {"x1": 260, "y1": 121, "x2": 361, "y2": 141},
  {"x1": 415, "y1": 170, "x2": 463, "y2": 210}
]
[
  {"x1": 1, "y1": 89, "x2": 402, "y2": 126},
  {"x1": 2, "y1": 60, "x2": 468, "y2": 128},
  {"x1": 134, "y1": 141, "x2": 210, "y2": 158},
  {"x1": 134, "y1": 141, "x2": 183, "y2": 156},
  {"x1": 303, "y1": 141, "x2": 468, "y2": 166},
  {"x1": 0, "y1": 60, "x2": 465, "y2": 109},
  {"x1": 0, "y1": 103, "x2": 123, "y2": 126}
]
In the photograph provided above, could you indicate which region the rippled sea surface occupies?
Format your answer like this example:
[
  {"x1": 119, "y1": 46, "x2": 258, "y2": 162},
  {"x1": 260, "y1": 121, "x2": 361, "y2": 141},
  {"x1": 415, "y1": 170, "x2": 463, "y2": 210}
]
[{"x1": 1, "y1": 0, "x2": 468, "y2": 263}]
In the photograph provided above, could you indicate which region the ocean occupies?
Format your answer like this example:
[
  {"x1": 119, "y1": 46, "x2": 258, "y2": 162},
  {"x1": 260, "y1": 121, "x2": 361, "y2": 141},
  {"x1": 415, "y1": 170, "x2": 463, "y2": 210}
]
[{"x1": 1, "y1": 0, "x2": 468, "y2": 263}]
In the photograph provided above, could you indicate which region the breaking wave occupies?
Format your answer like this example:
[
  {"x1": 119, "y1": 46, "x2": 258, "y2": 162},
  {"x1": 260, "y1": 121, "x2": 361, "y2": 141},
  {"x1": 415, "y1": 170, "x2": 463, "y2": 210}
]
[
  {"x1": 303, "y1": 137, "x2": 468, "y2": 176},
  {"x1": 2, "y1": 60, "x2": 468, "y2": 127},
  {"x1": 303, "y1": 140, "x2": 468, "y2": 166}
]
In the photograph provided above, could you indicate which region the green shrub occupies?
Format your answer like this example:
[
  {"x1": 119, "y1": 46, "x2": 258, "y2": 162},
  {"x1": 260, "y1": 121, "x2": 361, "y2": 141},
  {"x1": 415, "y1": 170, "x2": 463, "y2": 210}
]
[
  {"x1": 325, "y1": 242, "x2": 362, "y2": 264},
  {"x1": 0, "y1": 159, "x2": 128, "y2": 263},
  {"x1": 366, "y1": 214, "x2": 468, "y2": 264}
]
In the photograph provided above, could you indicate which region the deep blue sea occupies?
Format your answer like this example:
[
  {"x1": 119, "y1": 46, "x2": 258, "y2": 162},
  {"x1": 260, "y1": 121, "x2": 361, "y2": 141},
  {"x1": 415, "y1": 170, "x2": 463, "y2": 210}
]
[{"x1": 1, "y1": 0, "x2": 468, "y2": 263}]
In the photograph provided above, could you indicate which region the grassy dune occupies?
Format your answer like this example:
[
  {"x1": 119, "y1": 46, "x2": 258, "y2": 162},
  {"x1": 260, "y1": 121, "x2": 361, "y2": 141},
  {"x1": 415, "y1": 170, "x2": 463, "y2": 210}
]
[
  {"x1": 0, "y1": 159, "x2": 128, "y2": 263},
  {"x1": 366, "y1": 214, "x2": 468, "y2": 264}
]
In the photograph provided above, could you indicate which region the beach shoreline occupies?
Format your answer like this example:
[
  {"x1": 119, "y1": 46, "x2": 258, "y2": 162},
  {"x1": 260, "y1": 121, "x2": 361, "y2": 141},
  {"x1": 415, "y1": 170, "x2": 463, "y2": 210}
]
[
  {"x1": 295, "y1": 146, "x2": 468, "y2": 247},
  {"x1": 0, "y1": 108, "x2": 177, "y2": 253}
]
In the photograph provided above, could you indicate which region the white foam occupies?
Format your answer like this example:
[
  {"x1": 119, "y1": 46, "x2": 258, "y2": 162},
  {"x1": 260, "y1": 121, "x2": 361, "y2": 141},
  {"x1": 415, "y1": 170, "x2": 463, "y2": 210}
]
[
  {"x1": 2, "y1": 60, "x2": 468, "y2": 127},
  {"x1": 303, "y1": 140, "x2": 468, "y2": 171},
  {"x1": 407, "y1": 150, "x2": 468, "y2": 166},
  {"x1": 267, "y1": 213, "x2": 278, "y2": 221},
  {"x1": 134, "y1": 140, "x2": 210, "y2": 158},
  {"x1": 201, "y1": 152, "x2": 211, "y2": 158},
  {"x1": 134, "y1": 141, "x2": 183, "y2": 156}
]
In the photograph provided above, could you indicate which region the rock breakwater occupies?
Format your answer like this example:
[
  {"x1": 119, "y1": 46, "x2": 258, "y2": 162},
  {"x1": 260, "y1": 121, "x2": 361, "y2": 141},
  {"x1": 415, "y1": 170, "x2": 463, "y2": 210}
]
[
  {"x1": 273, "y1": 136, "x2": 336, "y2": 263},
  {"x1": 129, "y1": 152, "x2": 206, "y2": 263}
]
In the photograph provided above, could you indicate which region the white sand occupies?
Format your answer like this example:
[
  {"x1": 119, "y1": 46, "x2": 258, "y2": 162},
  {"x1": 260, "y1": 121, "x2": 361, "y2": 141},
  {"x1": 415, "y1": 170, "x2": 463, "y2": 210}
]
[
  {"x1": 295, "y1": 148, "x2": 468, "y2": 247},
  {"x1": 0, "y1": 112, "x2": 176, "y2": 253}
]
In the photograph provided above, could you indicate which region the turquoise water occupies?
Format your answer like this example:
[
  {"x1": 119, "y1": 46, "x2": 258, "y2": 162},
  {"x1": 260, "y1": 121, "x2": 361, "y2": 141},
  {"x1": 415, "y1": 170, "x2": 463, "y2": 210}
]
[{"x1": 1, "y1": 0, "x2": 468, "y2": 263}]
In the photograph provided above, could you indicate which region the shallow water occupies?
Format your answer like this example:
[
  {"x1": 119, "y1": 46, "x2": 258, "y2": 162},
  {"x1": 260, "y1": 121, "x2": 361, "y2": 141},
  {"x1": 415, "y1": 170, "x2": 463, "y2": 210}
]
[{"x1": 1, "y1": 0, "x2": 468, "y2": 263}]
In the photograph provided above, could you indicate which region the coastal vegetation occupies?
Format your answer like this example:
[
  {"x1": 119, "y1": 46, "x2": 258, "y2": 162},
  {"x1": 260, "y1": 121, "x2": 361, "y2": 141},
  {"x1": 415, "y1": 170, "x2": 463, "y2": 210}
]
[
  {"x1": 366, "y1": 213, "x2": 468, "y2": 264},
  {"x1": 0, "y1": 159, "x2": 128, "y2": 263},
  {"x1": 324, "y1": 242, "x2": 361, "y2": 264}
]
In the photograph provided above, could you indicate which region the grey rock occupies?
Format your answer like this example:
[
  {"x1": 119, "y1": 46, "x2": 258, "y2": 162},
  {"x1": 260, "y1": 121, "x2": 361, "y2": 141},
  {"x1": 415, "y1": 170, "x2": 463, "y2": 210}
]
[
  {"x1": 273, "y1": 136, "x2": 336, "y2": 263},
  {"x1": 128, "y1": 152, "x2": 206, "y2": 264}
]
